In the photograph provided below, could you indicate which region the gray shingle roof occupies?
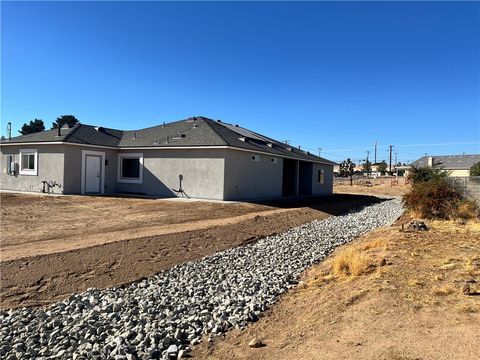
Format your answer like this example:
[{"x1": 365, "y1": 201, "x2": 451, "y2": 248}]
[
  {"x1": 0, "y1": 116, "x2": 336, "y2": 165},
  {"x1": 411, "y1": 154, "x2": 480, "y2": 170}
]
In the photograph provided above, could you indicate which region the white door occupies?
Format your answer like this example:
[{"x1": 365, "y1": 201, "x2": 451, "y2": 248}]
[{"x1": 85, "y1": 155, "x2": 101, "y2": 193}]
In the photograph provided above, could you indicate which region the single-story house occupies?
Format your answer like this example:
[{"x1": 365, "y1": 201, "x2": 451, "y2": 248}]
[
  {"x1": 0, "y1": 116, "x2": 336, "y2": 200},
  {"x1": 409, "y1": 154, "x2": 480, "y2": 177}
]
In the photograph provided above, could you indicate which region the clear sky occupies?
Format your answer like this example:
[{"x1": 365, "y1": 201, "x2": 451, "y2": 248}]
[{"x1": 1, "y1": 1, "x2": 479, "y2": 164}]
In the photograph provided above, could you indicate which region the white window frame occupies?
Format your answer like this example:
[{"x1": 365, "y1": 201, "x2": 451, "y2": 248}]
[
  {"x1": 19, "y1": 149, "x2": 38, "y2": 176},
  {"x1": 251, "y1": 154, "x2": 260, "y2": 162},
  {"x1": 117, "y1": 153, "x2": 143, "y2": 184}
]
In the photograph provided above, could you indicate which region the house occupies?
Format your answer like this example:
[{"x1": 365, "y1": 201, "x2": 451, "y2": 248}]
[
  {"x1": 0, "y1": 116, "x2": 336, "y2": 200},
  {"x1": 333, "y1": 162, "x2": 385, "y2": 177},
  {"x1": 409, "y1": 154, "x2": 480, "y2": 177}
]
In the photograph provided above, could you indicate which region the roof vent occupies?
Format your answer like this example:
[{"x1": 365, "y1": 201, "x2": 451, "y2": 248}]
[
  {"x1": 132, "y1": 132, "x2": 137, "y2": 140},
  {"x1": 235, "y1": 124, "x2": 239, "y2": 127},
  {"x1": 193, "y1": 123, "x2": 198, "y2": 128},
  {"x1": 239, "y1": 136, "x2": 246, "y2": 142},
  {"x1": 162, "y1": 122, "x2": 166, "y2": 127},
  {"x1": 173, "y1": 133, "x2": 185, "y2": 140},
  {"x1": 217, "y1": 119, "x2": 222, "y2": 123},
  {"x1": 267, "y1": 143, "x2": 273, "y2": 148},
  {"x1": 187, "y1": 117, "x2": 196, "y2": 122},
  {"x1": 94, "y1": 127, "x2": 105, "y2": 133}
]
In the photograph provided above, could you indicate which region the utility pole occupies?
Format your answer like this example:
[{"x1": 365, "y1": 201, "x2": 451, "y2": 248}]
[
  {"x1": 394, "y1": 152, "x2": 398, "y2": 165},
  {"x1": 374, "y1": 142, "x2": 377, "y2": 164},
  {"x1": 366, "y1": 150, "x2": 370, "y2": 176},
  {"x1": 388, "y1": 145, "x2": 394, "y2": 175}
]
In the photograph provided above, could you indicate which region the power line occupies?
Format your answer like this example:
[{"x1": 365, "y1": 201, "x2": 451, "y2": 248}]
[{"x1": 326, "y1": 141, "x2": 479, "y2": 153}]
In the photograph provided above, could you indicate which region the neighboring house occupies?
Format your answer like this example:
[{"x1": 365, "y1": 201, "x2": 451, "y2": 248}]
[
  {"x1": 333, "y1": 163, "x2": 385, "y2": 177},
  {"x1": 409, "y1": 154, "x2": 480, "y2": 177},
  {"x1": 0, "y1": 116, "x2": 336, "y2": 200}
]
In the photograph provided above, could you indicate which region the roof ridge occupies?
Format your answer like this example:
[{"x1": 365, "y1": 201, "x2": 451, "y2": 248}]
[
  {"x1": 199, "y1": 118, "x2": 229, "y2": 146},
  {"x1": 62, "y1": 122, "x2": 83, "y2": 142}
]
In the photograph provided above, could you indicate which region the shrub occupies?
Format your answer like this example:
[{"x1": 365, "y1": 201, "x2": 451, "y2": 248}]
[
  {"x1": 407, "y1": 166, "x2": 448, "y2": 184},
  {"x1": 403, "y1": 179, "x2": 462, "y2": 219},
  {"x1": 470, "y1": 162, "x2": 480, "y2": 176}
]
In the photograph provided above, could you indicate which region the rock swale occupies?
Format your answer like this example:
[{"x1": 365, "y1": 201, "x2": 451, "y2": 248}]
[{"x1": 0, "y1": 199, "x2": 403, "y2": 359}]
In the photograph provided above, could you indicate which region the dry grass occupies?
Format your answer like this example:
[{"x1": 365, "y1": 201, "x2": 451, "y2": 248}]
[
  {"x1": 454, "y1": 302, "x2": 479, "y2": 313},
  {"x1": 429, "y1": 219, "x2": 480, "y2": 234},
  {"x1": 432, "y1": 285, "x2": 456, "y2": 296},
  {"x1": 456, "y1": 200, "x2": 479, "y2": 220},
  {"x1": 331, "y1": 248, "x2": 372, "y2": 278},
  {"x1": 407, "y1": 278, "x2": 425, "y2": 287},
  {"x1": 362, "y1": 238, "x2": 387, "y2": 250}
]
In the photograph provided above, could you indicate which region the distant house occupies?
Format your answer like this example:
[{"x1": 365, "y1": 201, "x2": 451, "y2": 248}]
[
  {"x1": 409, "y1": 154, "x2": 480, "y2": 177},
  {"x1": 0, "y1": 116, "x2": 336, "y2": 200},
  {"x1": 333, "y1": 162, "x2": 386, "y2": 177}
]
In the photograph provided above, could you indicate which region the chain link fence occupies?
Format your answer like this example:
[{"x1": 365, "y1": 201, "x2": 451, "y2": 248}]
[{"x1": 446, "y1": 177, "x2": 480, "y2": 202}]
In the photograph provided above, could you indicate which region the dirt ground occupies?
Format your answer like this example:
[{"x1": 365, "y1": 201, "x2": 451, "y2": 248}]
[
  {"x1": 335, "y1": 184, "x2": 409, "y2": 197},
  {"x1": 0, "y1": 193, "x2": 274, "y2": 260},
  {"x1": 194, "y1": 219, "x2": 480, "y2": 360},
  {"x1": 0, "y1": 192, "x2": 380, "y2": 309}
]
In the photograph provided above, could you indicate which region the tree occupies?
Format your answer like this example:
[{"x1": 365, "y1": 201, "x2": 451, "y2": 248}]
[
  {"x1": 339, "y1": 158, "x2": 356, "y2": 186},
  {"x1": 52, "y1": 115, "x2": 79, "y2": 129},
  {"x1": 376, "y1": 161, "x2": 387, "y2": 175},
  {"x1": 470, "y1": 162, "x2": 480, "y2": 177},
  {"x1": 19, "y1": 119, "x2": 45, "y2": 135},
  {"x1": 362, "y1": 160, "x2": 372, "y2": 175}
]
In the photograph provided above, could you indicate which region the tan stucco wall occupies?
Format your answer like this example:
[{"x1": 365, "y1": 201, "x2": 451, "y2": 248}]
[
  {"x1": 116, "y1": 148, "x2": 226, "y2": 200},
  {"x1": 0, "y1": 145, "x2": 65, "y2": 193},
  {"x1": 312, "y1": 163, "x2": 334, "y2": 195},
  {"x1": 63, "y1": 146, "x2": 118, "y2": 194},
  {"x1": 223, "y1": 149, "x2": 284, "y2": 200},
  {"x1": 1, "y1": 144, "x2": 335, "y2": 200}
]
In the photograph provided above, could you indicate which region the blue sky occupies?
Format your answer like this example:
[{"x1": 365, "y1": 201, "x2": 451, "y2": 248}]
[{"x1": 1, "y1": 1, "x2": 479, "y2": 164}]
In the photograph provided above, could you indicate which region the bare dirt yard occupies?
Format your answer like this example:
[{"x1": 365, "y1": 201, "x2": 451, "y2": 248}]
[
  {"x1": 335, "y1": 183, "x2": 409, "y2": 197},
  {"x1": 0, "y1": 192, "x2": 380, "y2": 309},
  {"x1": 194, "y1": 218, "x2": 480, "y2": 360}
]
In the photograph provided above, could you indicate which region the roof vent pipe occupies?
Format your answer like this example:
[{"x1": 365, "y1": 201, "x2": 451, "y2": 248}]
[{"x1": 57, "y1": 125, "x2": 61, "y2": 137}]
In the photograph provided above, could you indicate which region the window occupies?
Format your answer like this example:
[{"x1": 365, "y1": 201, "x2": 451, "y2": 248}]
[
  {"x1": 122, "y1": 158, "x2": 140, "y2": 178},
  {"x1": 19, "y1": 149, "x2": 38, "y2": 176},
  {"x1": 118, "y1": 153, "x2": 143, "y2": 183},
  {"x1": 318, "y1": 169, "x2": 325, "y2": 184},
  {"x1": 271, "y1": 158, "x2": 278, "y2": 164},
  {"x1": 251, "y1": 155, "x2": 260, "y2": 161}
]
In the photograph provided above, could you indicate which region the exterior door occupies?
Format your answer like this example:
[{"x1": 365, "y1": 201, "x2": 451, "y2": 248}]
[{"x1": 85, "y1": 155, "x2": 101, "y2": 193}]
